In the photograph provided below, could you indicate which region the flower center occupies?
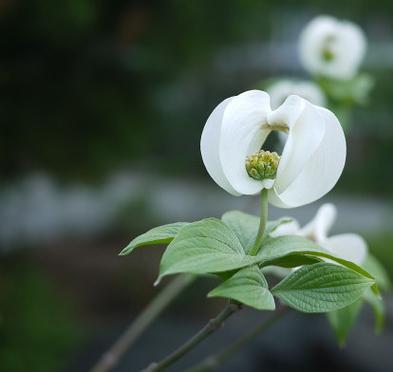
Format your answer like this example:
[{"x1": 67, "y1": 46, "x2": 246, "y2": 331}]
[
  {"x1": 245, "y1": 150, "x2": 280, "y2": 181},
  {"x1": 321, "y1": 35, "x2": 336, "y2": 62},
  {"x1": 322, "y1": 47, "x2": 335, "y2": 61}
]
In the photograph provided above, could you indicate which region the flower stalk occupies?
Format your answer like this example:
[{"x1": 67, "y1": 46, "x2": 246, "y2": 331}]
[{"x1": 248, "y1": 189, "x2": 269, "y2": 256}]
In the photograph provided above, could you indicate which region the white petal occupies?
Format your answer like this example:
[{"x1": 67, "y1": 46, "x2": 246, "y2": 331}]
[
  {"x1": 323, "y1": 233, "x2": 368, "y2": 265},
  {"x1": 267, "y1": 80, "x2": 294, "y2": 110},
  {"x1": 338, "y1": 21, "x2": 366, "y2": 77},
  {"x1": 267, "y1": 80, "x2": 326, "y2": 109},
  {"x1": 299, "y1": 16, "x2": 338, "y2": 76},
  {"x1": 299, "y1": 15, "x2": 366, "y2": 80},
  {"x1": 295, "y1": 82, "x2": 326, "y2": 107},
  {"x1": 270, "y1": 105, "x2": 346, "y2": 208},
  {"x1": 220, "y1": 90, "x2": 272, "y2": 195},
  {"x1": 270, "y1": 219, "x2": 301, "y2": 238},
  {"x1": 299, "y1": 203, "x2": 337, "y2": 242},
  {"x1": 267, "y1": 95, "x2": 305, "y2": 130},
  {"x1": 271, "y1": 97, "x2": 325, "y2": 194},
  {"x1": 200, "y1": 97, "x2": 240, "y2": 195},
  {"x1": 269, "y1": 97, "x2": 325, "y2": 206}
]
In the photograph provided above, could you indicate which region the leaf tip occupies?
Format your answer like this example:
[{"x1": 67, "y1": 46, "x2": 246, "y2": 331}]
[
  {"x1": 119, "y1": 247, "x2": 130, "y2": 256},
  {"x1": 371, "y1": 283, "x2": 381, "y2": 297},
  {"x1": 154, "y1": 269, "x2": 168, "y2": 286},
  {"x1": 119, "y1": 242, "x2": 136, "y2": 256}
]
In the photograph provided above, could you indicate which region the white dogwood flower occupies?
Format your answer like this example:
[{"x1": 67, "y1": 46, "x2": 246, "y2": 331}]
[
  {"x1": 200, "y1": 90, "x2": 346, "y2": 208},
  {"x1": 267, "y1": 80, "x2": 326, "y2": 109},
  {"x1": 300, "y1": 203, "x2": 368, "y2": 264},
  {"x1": 273, "y1": 203, "x2": 368, "y2": 265},
  {"x1": 299, "y1": 15, "x2": 366, "y2": 80}
]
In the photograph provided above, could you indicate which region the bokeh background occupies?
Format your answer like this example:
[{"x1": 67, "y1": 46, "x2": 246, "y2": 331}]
[{"x1": 1, "y1": 1, "x2": 393, "y2": 371}]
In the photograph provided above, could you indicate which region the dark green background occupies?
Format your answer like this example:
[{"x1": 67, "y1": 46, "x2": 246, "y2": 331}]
[{"x1": 1, "y1": 0, "x2": 392, "y2": 195}]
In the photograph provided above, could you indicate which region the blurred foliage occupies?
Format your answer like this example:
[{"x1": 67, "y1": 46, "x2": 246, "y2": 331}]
[
  {"x1": 0, "y1": 0, "x2": 392, "y2": 196},
  {"x1": 0, "y1": 254, "x2": 83, "y2": 372},
  {"x1": 367, "y1": 234, "x2": 393, "y2": 280}
]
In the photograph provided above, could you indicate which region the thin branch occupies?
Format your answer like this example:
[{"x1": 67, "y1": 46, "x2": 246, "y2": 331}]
[
  {"x1": 185, "y1": 306, "x2": 288, "y2": 372},
  {"x1": 142, "y1": 301, "x2": 242, "y2": 372},
  {"x1": 90, "y1": 274, "x2": 195, "y2": 372}
]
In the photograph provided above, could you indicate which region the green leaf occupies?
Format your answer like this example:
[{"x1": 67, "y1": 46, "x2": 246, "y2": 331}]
[
  {"x1": 263, "y1": 253, "x2": 322, "y2": 268},
  {"x1": 257, "y1": 235, "x2": 327, "y2": 262},
  {"x1": 120, "y1": 222, "x2": 188, "y2": 255},
  {"x1": 157, "y1": 227, "x2": 377, "y2": 291},
  {"x1": 327, "y1": 300, "x2": 363, "y2": 347},
  {"x1": 272, "y1": 263, "x2": 374, "y2": 313},
  {"x1": 158, "y1": 227, "x2": 324, "y2": 282},
  {"x1": 364, "y1": 288, "x2": 385, "y2": 332},
  {"x1": 221, "y1": 211, "x2": 259, "y2": 252},
  {"x1": 300, "y1": 252, "x2": 379, "y2": 295},
  {"x1": 221, "y1": 211, "x2": 294, "y2": 253},
  {"x1": 157, "y1": 218, "x2": 256, "y2": 282},
  {"x1": 362, "y1": 254, "x2": 391, "y2": 291},
  {"x1": 318, "y1": 73, "x2": 374, "y2": 104},
  {"x1": 261, "y1": 239, "x2": 378, "y2": 292},
  {"x1": 208, "y1": 266, "x2": 275, "y2": 311}
]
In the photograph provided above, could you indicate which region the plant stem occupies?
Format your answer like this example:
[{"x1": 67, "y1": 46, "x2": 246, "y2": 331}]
[
  {"x1": 90, "y1": 274, "x2": 196, "y2": 372},
  {"x1": 184, "y1": 307, "x2": 288, "y2": 372},
  {"x1": 249, "y1": 189, "x2": 269, "y2": 256},
  {"x1": 142, "y1": 301, "x2": 242, "y2": 372}
]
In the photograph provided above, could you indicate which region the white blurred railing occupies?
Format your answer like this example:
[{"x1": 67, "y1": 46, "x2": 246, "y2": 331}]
[{"x1": 1, "y1": 171, "x2": 392, "y2": 249}]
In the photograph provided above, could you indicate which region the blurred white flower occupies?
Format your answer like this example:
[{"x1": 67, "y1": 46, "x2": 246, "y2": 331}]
[
  {"x1": 300, "y1": 203, "x2": 368, "y2": 265},
  {"x1": 273, "y1": 203, "x2": 368, "y2": 265},
  {"x1": 267, "y1": 80, "x2": 326, "y2": 109},
  {"x1": 299, "y1": 15, "x2": 366, "y2": 80},
  {"x1": 200, "y1": 90, "x2": 346, "y2": 208}
]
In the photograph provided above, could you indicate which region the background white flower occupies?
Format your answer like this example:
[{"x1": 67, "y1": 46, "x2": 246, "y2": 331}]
[
  {"x1": 273, "y1": 203, "x2": 368, "y2": 265},
  {"x1": 299, "y1": 15, "x2": 366, "y2": 80},
  {"x1": 200, "y1": 90, "x2": 346, "y2": 208},
  {"x1": 300, "y1": 203, "x2": 368, "y2": 265},
  {"x1": 267, "y1": 80, "x2": 326, "y2": 109}
]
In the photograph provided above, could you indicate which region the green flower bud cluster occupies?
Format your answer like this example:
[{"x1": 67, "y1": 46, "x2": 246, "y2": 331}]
[
  {"x1": 321, "y1": 35, "x2": 336, "y2": 62},
  {"x1": 245, "y1": 150, "x2": 280, "y2": 181},
  {"x1": 322, "y1": 47, "x2": 335, "y2": 62}
]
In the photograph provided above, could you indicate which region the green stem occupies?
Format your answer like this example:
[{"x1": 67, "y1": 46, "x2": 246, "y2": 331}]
[
  {"x1": 143, "y1": 301, "x2": 242, "y2": 372},
  {"x1": 90, "y1": 274, "x2": 196, "y2": 372},
  {"x1": 248, "y1": 189, "x2": 269, "y2": 256},
  {"x1": 184, "y1": 307, "x2": 287, "y2": 372}
]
